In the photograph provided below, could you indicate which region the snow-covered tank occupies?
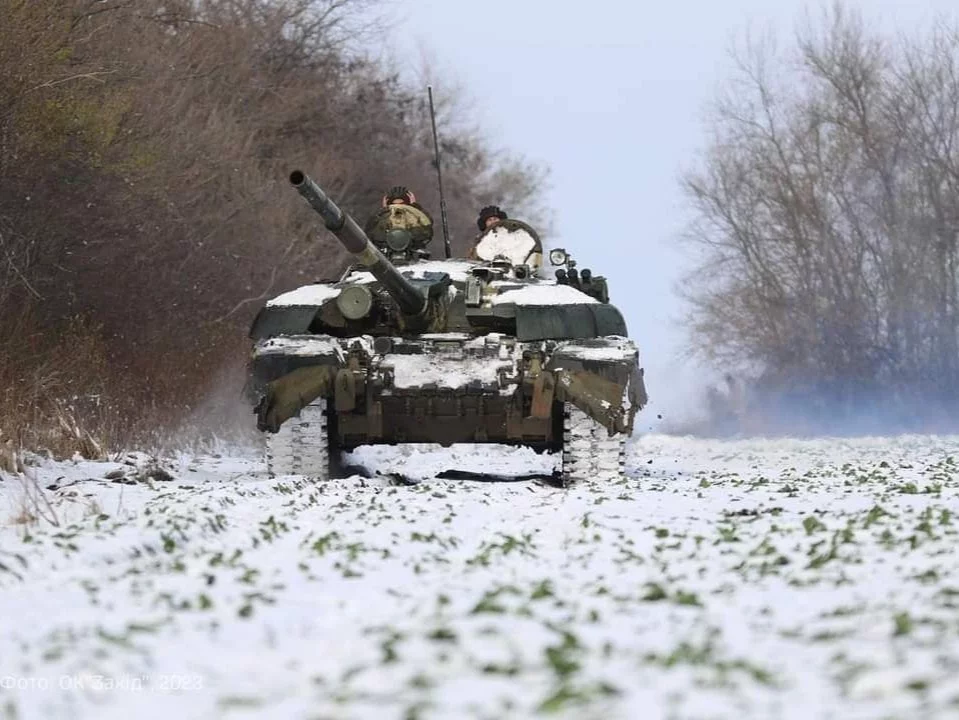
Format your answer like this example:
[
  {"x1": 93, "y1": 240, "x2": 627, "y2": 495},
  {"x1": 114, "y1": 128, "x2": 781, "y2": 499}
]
[{"x1": 246, "y1": 170, "x2": 647, "y2": 484}]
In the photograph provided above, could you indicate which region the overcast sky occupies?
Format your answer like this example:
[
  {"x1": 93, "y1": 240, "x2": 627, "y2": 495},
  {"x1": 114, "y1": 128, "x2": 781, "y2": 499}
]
[{"x1": 393, "y1": 0, "x2": 957, "y2": 425}]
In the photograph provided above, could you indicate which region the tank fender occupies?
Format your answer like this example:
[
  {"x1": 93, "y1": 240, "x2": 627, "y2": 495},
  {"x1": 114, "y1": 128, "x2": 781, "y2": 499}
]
[
  {"x1": 255, "y1": 365, "x2": 335, "y2": 433},
  {"x1": 554, "y1": 369, "x2": 630, "y2": 435}
]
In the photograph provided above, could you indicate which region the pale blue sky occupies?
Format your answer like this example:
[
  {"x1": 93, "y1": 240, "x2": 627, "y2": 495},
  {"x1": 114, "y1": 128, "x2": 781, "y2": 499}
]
[{"x1": 394, "y1": 0, "x2": 956, "y2": 424}]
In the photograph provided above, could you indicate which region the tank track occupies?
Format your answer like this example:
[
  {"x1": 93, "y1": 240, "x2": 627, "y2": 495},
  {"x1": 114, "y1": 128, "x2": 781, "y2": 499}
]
[
  {"x1": 264, "y1": 399, "x2": 625, "y2": 485},
  {"x1": 265, "y1": 399, "x2": 330, "y2": 480},
  {"x1": 560, "y1": 402, "x2": 626, "y2": 486}
]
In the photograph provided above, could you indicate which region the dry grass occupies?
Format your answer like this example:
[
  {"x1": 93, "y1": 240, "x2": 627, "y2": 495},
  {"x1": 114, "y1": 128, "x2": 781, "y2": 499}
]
[
  {"x1": 0, "y1": 435, "x2": 22, "y2": 474},
  {"x1": 0, "y1": 309, "x2": 251, "y2": 464},
  {"x1": 8, "y1": 468, "x2": 59, "y2": 527},
  {"x1": 0, "y1": 314, "x2": 110, "y2": 461}
]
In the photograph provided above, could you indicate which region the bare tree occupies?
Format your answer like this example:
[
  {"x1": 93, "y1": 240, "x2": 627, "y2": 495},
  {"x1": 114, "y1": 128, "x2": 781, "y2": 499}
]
[
  {"x1": 682, "y1": 5, "x2": 959, "y2": 426},
  {"x1": 0, "y1": 0, "x2": 552, "y2": 451}
]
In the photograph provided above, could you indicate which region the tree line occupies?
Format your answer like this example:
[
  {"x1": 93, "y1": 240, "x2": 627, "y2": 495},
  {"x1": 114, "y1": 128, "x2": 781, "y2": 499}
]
[
  {"x1": 0, "y1": 0, "x2": 549, "y2": 457},
  {"x1": 682, "y1": 6, "x2": 959, "y2": 432}
]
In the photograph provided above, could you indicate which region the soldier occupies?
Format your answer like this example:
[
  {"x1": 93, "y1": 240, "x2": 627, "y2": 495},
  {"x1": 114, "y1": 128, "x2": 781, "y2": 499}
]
[
  {"x1": 469, "y1": 205, "x2": 543, "y2": 271},
  {"x1": 364, "y1": 186, "x2": 434, "y2": 253},
  {"x1": 477, "y1": 204, "x2": 508, "y2": 233}
]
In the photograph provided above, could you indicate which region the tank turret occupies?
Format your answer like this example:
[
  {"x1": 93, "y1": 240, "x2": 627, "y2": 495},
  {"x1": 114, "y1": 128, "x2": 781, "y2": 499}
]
[{"x1": 290, "y1": 170, "x2": 427, "y2": 316}]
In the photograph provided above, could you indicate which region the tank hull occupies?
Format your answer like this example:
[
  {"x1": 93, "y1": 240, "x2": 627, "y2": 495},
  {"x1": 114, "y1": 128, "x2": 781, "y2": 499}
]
[
  {"x1": 334, "y1": 393, "x2": 559, "y2": 449},
  {"x1": 249, "y1": 332, "x2": 644, "y2": 449}
]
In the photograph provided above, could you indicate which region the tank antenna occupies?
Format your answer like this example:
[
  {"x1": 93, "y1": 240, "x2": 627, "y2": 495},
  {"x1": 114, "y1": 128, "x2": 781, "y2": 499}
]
[{"x1": 428, "y1": 85, "x2": 452, "y2": 259}]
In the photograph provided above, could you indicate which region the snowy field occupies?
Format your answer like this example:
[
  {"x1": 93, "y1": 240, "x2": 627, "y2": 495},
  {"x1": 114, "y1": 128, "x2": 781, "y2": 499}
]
[{"x1": 2, "y1": 433, "x2": 959, "y2": 719}]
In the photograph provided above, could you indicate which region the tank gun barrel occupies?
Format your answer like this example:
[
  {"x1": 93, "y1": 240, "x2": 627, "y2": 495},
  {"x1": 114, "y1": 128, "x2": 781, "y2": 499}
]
[{"x1": 290, "y1": 170, "x2": 427, "y2": 316}]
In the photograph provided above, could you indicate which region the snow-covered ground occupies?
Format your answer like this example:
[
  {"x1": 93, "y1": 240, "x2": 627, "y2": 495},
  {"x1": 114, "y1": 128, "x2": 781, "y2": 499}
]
[{"x1": 2, "y1": 433, "x2": 959, "y2": 719}]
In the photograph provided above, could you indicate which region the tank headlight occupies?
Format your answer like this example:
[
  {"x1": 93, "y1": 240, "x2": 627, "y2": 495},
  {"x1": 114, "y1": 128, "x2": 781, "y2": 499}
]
[
  {"x1": 386, "y1": 228, "x2": 412, "y2": 252},
  {"x1": 336, "y1": 285, "x2": 373, "y2": 320},
  {"x1": 549, "y1": 248, "x2": 568, "y2": 266}
]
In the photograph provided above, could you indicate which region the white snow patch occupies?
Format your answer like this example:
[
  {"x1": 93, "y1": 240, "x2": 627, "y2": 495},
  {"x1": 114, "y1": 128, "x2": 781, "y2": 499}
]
[
  {"x1": 464, "y1": 332, "x2": 506, "y2": 349},
  {"x1": 254, "y1": 336, "x2": 344, "y2": 359},
  {"x1": 400, "y1": 260, "x2": 477, "y2": 283},
  {"x1": 345, "y1": 444, "x2": 556, "y2": 480},
  {"x1": 417, "y1": 333, "x2": 474, "y2": 341},
  {"x1": 555, "y1": 337, "x2": 637, "y2": 361},
  {"x1": 492, "y1": 283, "x2": 598, "y2": 305},
  {"x1": 4, "y1": 434, "x2": 959, "y2": 719},
  {"x1": 266, "y1": 283, "x2": 340, "y2": 307},
  {"x1": 385, "y1": 353, "x2": 508, "y2": 389}
]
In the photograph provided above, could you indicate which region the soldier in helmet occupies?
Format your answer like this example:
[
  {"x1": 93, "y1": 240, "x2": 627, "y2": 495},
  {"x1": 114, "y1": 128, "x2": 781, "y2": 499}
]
[
  {"x1": 364, "y1": 185, "x2": 434, "y2": 254},
  {"x1": 469, "y1": 205, "x2": 543, "y2": 271}
]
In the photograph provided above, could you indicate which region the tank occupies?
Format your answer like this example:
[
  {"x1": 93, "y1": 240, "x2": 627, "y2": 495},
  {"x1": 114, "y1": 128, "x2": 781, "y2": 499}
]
[{"x1": 245, "y1": 170, "x2": 648, "y2": 485}]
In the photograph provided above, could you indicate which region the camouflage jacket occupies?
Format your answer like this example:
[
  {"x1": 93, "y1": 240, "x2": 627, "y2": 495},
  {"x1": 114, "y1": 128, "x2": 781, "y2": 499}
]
[{"x1": 364, "y1": 203, "x2": 434, "y2": 249}]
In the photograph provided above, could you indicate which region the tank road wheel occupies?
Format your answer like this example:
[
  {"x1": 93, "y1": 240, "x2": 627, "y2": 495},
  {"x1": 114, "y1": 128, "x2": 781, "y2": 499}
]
[
  {"x1": 266, "y1": 399, "x2": 332, "y2": 480},
  {"x1": 560, "y1": 402, "x2": 627, "y2": 486}
]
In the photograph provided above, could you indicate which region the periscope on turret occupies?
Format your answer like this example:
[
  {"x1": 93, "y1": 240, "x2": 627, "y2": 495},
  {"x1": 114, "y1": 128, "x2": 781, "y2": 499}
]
[{"x1": 246, "y1": 170, "x2": 648, "y2": 485}]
